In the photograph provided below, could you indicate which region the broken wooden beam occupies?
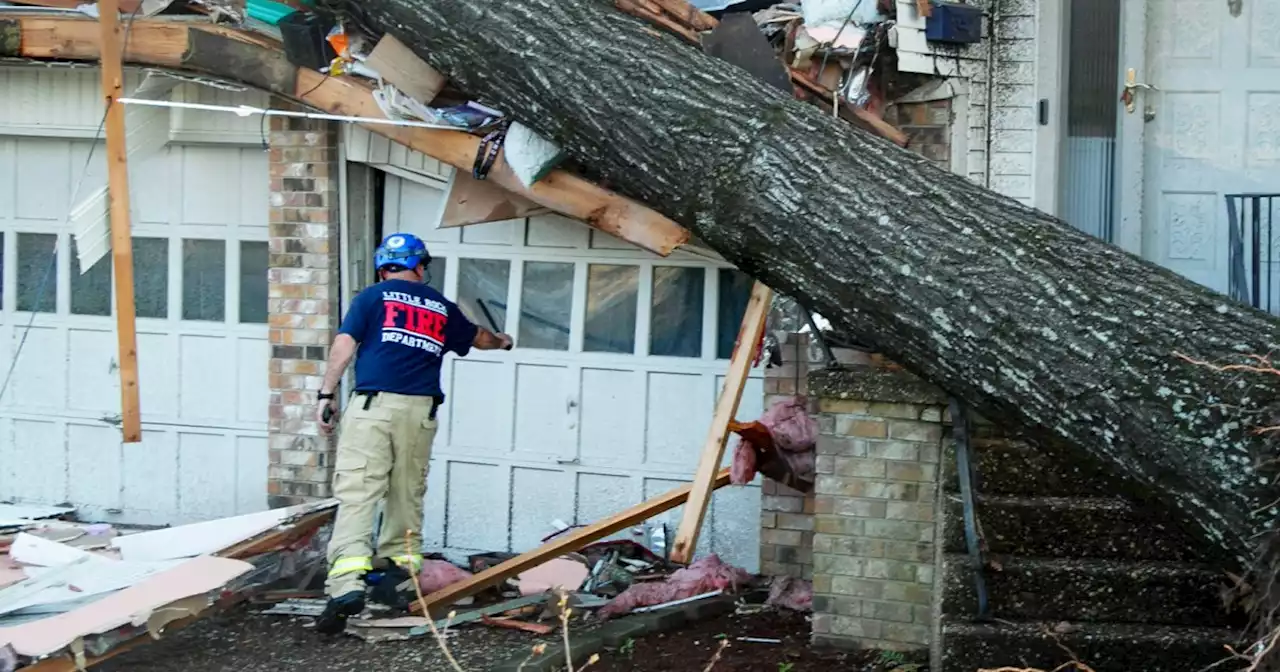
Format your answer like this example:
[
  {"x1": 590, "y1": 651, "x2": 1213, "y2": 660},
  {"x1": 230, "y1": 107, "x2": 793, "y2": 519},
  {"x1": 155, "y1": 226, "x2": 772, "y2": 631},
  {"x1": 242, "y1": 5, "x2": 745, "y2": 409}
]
[
  {"x1": 8, "y1": 15, "x2": 690, "y2": 257},
  {"x1": 96, "y1": 0, "x2": 143, "y2": 443},
  {"x1": 670, "y1": 281, "x2": 772, "y2": 564},
  {"x1": 411, "y1": 468, "x2": 732, "y2": 615}
]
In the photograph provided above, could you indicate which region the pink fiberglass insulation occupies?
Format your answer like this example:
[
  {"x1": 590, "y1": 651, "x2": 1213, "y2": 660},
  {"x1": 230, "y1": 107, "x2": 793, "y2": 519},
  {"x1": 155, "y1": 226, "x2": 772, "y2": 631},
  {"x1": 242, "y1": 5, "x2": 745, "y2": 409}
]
[
  {"x1": 598, "y1": 554, "x2": 753, "y2": 619},
  {"x1": 764, "y1": 575, "x2": 812, "y2": 612},
  {"x1": 730, "y1": 396, "x2": 818, "y2": 489},
  {"x1": 417, "y1": 559, "x2": 474, "y2": 594}
]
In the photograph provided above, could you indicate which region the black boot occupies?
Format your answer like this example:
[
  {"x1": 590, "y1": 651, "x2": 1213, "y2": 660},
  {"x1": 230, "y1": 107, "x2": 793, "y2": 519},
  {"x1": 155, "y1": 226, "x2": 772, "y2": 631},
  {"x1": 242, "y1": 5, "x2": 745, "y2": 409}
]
[
  {"x1": 315, "y1": 590, "x2": 366, "y2": 635},
  {"x1": 365, "y1": 559, "x2": 417, "y2": 611}
]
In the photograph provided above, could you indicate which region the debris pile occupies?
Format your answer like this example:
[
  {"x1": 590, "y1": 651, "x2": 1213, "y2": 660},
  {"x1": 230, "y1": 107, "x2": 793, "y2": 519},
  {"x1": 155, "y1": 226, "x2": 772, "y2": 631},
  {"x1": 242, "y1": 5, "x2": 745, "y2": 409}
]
[{"x1": 0, "y1": 501, "x2": 336, "y2": 672}]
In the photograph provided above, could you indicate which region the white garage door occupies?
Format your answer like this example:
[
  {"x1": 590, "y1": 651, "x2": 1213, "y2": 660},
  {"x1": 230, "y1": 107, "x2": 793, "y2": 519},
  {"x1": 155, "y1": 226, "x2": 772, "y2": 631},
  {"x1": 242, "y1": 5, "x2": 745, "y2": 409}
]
[
  {"x1": 382, "y1": 176, "x2": 764, "y2": 570},
  {"x1": 0, "y1": 136, "x2": 271, "y2": 526}
]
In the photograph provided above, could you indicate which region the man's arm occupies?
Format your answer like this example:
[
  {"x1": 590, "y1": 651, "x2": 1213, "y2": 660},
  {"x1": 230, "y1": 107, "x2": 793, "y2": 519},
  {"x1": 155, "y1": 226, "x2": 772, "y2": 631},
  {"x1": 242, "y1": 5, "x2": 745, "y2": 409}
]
[
  {"x1": 317, "y1": 333, "x2": 358, "y2": 433},
  {"x1": 320, "y1": 333, "x2": 358, "y2": 395},
  {"x1": 473, "y1": 326, "x2": 514, "y2": 351}
]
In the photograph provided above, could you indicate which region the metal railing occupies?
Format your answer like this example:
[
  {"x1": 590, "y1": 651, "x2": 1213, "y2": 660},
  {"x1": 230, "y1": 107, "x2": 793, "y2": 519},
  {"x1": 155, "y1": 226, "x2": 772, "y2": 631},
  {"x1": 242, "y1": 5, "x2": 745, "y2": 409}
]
[{"x1": 1227, "y1": 193, "x2": 1280, "y2": 313}]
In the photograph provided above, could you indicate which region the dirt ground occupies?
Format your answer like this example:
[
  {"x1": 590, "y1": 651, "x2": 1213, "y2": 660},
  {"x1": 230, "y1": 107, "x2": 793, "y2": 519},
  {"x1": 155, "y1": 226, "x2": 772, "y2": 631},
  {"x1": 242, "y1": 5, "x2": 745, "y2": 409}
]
[
  {"x1": 593, "y1": 609, "x2": 886, "y2": 672},
  {"x1": 95, "y1": 604, "x2": 899, "y2": 672}
]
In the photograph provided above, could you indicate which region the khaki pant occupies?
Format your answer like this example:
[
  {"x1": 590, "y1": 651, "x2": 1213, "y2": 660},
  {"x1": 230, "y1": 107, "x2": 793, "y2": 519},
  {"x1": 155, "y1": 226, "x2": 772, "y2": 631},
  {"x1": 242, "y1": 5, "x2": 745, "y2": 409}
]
[{"x1": 325, "y1": 391, "x2": 438, "y2": 597}]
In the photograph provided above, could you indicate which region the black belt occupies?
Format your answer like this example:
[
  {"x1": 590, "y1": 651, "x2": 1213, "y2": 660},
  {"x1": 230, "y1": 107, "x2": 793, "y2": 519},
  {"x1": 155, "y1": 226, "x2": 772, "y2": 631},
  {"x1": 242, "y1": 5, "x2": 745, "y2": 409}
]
[{"x1": 353, "y1": 391, "x2": 444, "y2": 420}]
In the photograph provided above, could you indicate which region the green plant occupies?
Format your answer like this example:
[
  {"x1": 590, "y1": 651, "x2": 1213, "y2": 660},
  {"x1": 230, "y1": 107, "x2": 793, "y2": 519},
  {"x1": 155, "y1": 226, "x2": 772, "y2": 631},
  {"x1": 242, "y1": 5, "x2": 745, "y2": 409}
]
[
  {"x1": 777, "y1": 663, "x2": 794, "y2": 672},
  {"x1": 876, "y1": 650, "x2": 906, "y2": 667},
  {"x1": 619, "y1": 637, "x2": 636, "y2": 658}
]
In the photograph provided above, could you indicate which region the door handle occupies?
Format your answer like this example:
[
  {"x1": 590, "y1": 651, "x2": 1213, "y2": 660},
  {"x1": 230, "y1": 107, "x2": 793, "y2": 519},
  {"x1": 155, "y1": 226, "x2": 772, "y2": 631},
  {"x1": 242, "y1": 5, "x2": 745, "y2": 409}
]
[{"x1": 1121, "y1": 68, "x2": 1158, "y2": 115}]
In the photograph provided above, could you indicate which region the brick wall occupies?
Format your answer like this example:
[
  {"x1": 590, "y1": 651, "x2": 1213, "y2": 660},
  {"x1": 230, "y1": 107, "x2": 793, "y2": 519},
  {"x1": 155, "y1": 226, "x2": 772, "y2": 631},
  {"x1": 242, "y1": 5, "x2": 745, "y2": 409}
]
[
  {"x1": 883, "y1": 100, "x2": 952, "y2": 169},
  {"x1": 760, "y1": 333, "x2": 817, "y2": 579},
  {"x1": 267, "y1": 107, "x2": 342, "y2": 507},
  {"x1": 807, "y1": 367, "x2": 947, "y2": 652}
]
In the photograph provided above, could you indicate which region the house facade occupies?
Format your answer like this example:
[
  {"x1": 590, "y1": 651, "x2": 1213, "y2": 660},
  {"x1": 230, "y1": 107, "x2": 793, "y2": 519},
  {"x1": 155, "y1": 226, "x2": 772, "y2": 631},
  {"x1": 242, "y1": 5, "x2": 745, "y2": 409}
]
[{"x1": 1, "y1": 0, "x2": 1276, "y2": 573}]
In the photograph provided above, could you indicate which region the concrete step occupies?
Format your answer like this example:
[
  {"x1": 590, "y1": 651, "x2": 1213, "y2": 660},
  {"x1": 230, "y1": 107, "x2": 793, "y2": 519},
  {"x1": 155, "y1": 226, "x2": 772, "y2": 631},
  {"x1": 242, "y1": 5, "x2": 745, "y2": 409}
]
[
  {"x1": 940, "y1": 619, "x2": 1241, "y2": 672},
  {"x1": 942, "y1": 438, "x2": 1129, "y2": 497},
  {"x1": 941, "y1": 553, "x2": 1242, "y2": 628},
  {"x1": 943, "y1": 495, "x2": 1232, "y2": 563}
]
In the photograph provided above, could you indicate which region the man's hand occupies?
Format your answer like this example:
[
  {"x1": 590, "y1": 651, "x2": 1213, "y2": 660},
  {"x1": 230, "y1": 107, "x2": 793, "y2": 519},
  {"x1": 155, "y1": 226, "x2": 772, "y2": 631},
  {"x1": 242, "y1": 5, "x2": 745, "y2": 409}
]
[
  {"x1": 317, "y1": 396, "x2": 339, "y2": 434},
  {"x1": 474, "y1": 327, "x2": 514, "y2": 351}
]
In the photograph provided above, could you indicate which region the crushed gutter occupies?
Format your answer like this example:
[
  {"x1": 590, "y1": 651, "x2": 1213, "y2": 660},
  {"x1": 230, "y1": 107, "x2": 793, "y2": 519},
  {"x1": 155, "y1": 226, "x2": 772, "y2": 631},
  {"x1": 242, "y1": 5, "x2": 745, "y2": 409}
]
[{"x1": 0, "y1": 499, "x2": 337, "y2": 672}]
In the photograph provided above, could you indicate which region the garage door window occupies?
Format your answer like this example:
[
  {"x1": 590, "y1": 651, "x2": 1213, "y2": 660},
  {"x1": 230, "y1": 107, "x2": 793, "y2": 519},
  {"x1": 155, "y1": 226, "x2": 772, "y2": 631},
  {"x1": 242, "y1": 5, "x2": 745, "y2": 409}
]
[
  {"x1": 239, "y1": 241, "x2": 268, "y2": 324},
  {"x1": 182, "y1": 239, "x2": 225, "y2": 321},
  {"x1": 585, "y1": 264, "x2": 639, "y2": 354},
  {"x1": 70, "y1": 238, "x2": 112, "y2": 316},
  {"x1": 519, "y1": 261, "x2": 573, "y2": 351},
  {"x1": 651, "y1": 266, "x2": 704, "y2": 358},
  {"x1": 133, "y1": 237, "x2": 169, "y2": 319},
  {"x1": 457, "y1": 258, "x2": 510, "y2": 332},
  {"x1": 717, "y1": 269, "x2": 754, "y2": 359},
  {"x1": 17, "y1": 233, "x2": 56, "y2": 314}
]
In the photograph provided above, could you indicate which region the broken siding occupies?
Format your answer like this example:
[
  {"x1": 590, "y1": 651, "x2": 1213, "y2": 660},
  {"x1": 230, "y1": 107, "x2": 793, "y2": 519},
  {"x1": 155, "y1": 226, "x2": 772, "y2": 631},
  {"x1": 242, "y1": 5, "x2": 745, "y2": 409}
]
[
  {"x1": 0, "y1": 66, "x2": 267, "y2": 142},
  {"x1": 894, "y1": 0, "x2": 1040, "y2": 206}
]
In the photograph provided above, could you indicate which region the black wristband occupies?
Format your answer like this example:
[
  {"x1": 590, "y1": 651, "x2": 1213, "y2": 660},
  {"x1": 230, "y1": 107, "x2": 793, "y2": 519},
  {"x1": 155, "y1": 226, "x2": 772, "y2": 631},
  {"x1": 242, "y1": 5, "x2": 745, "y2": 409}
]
[{"x1": 318, "y1": 392, "x2": 335, "y2": 401}]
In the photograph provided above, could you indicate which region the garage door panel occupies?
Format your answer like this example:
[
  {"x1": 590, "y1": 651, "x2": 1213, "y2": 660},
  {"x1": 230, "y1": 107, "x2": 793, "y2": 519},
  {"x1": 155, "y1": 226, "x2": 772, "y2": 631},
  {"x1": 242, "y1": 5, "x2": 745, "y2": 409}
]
[
  {"x1": 0, "y1": 138, "x2": 14, "y2": 220},
  {"x1": 9, "y1": 326, "x2": 66, "y2": 411},
  {"x1": 645, "y1": 372, "x2": 709, "y2": 469},
  {"x1": 447, "y1": 359, "x2": 514, "y2": 451},
  {"x1": 527, "y1": 213, "x2": 588, "y2": 248},
  {"x1": 179, "y1": 334, "x2": 235, "y2": 424},
  {"x1": 575, "y1": 471, "x2": 638, "y2": 542},
  {"x1": 122, "y1": 429, "x2": 177, "y2": 523},
  {"x1": 710, "y1": 486, "x2": 763, "y2": 570},
  {"x1": 132, "y1": 149, "x2": 173, "y2": 224},
  {"x1": 461, "y1": 219, "x2": 518, "y2": 245},
  {"x1": 235, "y1": 435, "x2": 269, "y2": 514},
  {"x1": 422, "y1": 462, "x2": 449, "y2": 549},
  {"x1": 12, "y1": 418, "x2": 66, "y2": 503},
  {"x1": 510, "y1": 466, "x2": 574, "y2": 551},
  {"x1": 236, "y1": 338, "x2": 270, "y2": 424},
  {"x1": 178, "y1": 430, "x2": 239, "y2": 520},
  {"x1": 68, "y1": 421, "x2": 123, "y2": 513},
  {"x1": 67, "y1": 327, "x2": 117, "y2": 414},
  {"x1": 644, "y1": 476, "x2": 712, "y2": 559},
  {"x1": 579, "y1": 368, "x2": 644, "y2": 467},
  {"x1": 180, "y1": 146, "x2": 240, "y2": 226},
  {"x1": 138, "y1": 332, "x2": 178, "y2": 417},
  {"x1": 513, "y1": 363, "x2": 573, "y2": 458},
  {"x1": 15, "y1": 138, "x2": 72, "y2": 220},
  {"x1": 445, "y1": 461, "x2": 509, "y2": 551},
  {"x1": 237, "y1": 150, "x2": 269, "y2": 229}
]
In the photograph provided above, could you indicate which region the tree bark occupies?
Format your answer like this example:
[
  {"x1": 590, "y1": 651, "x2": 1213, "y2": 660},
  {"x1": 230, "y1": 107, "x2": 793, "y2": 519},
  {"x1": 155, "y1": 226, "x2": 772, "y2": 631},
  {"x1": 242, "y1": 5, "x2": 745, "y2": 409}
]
[{"x1": 347, "y1": 0, "x2": 1280, "y2": 564}]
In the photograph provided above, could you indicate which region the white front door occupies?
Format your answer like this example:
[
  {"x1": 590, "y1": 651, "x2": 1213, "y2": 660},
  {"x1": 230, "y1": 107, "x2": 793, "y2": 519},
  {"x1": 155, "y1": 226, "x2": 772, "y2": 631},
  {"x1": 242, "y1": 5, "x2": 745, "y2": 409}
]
[
  {"x1": 380, "y1": 175, "x2": 764, "y2": 570},
  {"x1": 1116, "y1": 0, "x2": 1280, "y2": 293}
]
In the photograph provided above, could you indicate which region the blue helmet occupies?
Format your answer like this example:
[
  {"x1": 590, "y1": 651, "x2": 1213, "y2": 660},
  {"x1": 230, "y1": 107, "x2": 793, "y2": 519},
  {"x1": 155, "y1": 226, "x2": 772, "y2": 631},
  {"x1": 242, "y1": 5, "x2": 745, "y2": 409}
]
[{"x1": 374, "y1": 233, "x2": 430, "y2": 272}]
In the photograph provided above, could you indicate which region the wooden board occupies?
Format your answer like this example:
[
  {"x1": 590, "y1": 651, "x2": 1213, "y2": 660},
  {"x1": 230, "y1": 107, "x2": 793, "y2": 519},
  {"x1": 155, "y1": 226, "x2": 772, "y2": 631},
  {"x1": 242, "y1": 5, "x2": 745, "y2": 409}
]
[
  {"x1": 11, "y1": 16, "x2": 690, "y2": 257},
  {"x1": 669, "y1": 282, "x2": 772, "y2": 563},
  {"x1": 96, "y1": 0, "x2": 143, "y2": 443},
  {"x1": 363, "y1": 33, "x2": 447, "y2": 105},
  {"x1": 439, "y1": 170, "x2": 549, "y2": 228},
  {"x1": 411, "y1": 468, "x2": 732, "y2": 615}
]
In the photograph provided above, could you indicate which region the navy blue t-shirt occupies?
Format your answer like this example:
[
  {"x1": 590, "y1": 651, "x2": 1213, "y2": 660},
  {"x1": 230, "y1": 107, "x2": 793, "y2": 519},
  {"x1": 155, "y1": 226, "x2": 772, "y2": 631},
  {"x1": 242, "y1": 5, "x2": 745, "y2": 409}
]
[{"x1": 338, "y1": 279, "x2": 479, "y2": 398}]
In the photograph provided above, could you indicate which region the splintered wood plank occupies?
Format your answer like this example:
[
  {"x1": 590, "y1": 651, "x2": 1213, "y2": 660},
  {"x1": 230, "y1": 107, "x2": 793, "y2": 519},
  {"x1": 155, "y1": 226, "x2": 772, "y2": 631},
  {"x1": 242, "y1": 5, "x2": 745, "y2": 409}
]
[
  {"x1": 411, "y1": 468, "x2": 732, "y2": 615},
  {"x1": 669, "y1": 281, "x2": 772, "y2": 564},
  {"x1": 97, "y1": 0, "x2": 142, "y2": 443}
]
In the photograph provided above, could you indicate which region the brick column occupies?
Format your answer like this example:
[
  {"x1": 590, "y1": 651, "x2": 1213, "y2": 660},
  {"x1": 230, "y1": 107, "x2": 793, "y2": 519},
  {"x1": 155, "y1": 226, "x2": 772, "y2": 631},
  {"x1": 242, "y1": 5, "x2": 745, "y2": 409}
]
[
  {"x1": 759, "y1": 333, "x2": 816, "y2": 579},
  {"x1": 883, "y1": 99, "x2": 952, "y2": 169},
  {"x1": 807, "y1": 367, "x2": 947, "y2": 652},
  {"x1": 266, "y1": 110, "x2": 342, "y2": 507}
]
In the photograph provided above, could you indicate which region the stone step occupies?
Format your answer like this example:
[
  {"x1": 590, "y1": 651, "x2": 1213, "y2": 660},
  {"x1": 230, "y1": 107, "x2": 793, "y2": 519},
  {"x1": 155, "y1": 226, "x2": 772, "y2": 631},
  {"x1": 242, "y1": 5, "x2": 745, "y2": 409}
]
[
  {"x1": 943, "y1": 495, "x2": 1232, "y2": 563},
  {"x1": 940, "y1": 619, "x2": 1240, "y2": 672},
  {"x1": 941, "y1": 553, "x2": 1242, "y2": 628},
  {"x1": 942, "y1": 438, "x2": 1129, "y2": 497}
]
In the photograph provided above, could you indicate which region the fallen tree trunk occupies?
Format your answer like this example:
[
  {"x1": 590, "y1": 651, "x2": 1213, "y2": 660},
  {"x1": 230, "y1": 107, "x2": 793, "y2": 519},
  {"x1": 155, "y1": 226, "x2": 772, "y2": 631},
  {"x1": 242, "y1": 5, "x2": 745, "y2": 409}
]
[{"x1": 344, "y1": 0, "x2": 1280, "y2": 564}]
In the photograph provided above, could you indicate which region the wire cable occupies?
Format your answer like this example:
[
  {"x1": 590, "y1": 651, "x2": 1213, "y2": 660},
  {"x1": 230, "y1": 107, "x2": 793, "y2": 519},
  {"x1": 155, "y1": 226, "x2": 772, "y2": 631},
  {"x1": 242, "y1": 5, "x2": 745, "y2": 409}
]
[{"x1": 0, "y1": 4, "x2": 144, "y2": 406}]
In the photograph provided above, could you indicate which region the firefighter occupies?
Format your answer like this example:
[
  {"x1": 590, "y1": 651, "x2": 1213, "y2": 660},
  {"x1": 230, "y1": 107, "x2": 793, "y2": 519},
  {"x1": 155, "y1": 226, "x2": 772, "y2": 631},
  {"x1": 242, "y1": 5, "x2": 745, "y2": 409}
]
[{"x1": 313, "y1": 232, "x2": 513, "y2": 634}]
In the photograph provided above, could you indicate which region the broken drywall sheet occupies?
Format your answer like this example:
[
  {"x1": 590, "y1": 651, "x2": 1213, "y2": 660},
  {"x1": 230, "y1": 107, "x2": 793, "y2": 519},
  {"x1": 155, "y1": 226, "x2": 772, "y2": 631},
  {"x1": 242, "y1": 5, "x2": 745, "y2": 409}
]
[
  {"x1": 0, "y1": 555, "x2": 252, "y2": 659},
  {"x1": 110, "y1": 499, "x2": 337, "y2": 561},
  {"x1": 0, "y1": 504, "x2": 75, "y2": 532}
]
